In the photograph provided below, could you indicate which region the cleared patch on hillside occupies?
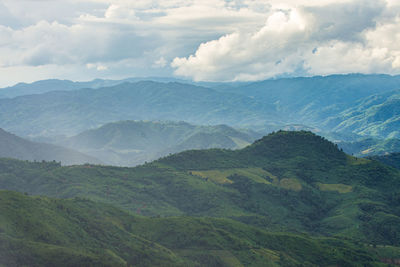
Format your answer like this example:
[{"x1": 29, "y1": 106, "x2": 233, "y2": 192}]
[
  {"x1": 190, "y1": 168, "x2": 274, "y2": 185},
  {"x1": 279, "y1": 178, "x2": 302, "y2": 191},
  {"x1": 317, "y1": 183, "x2": 353, "y2": 193}
]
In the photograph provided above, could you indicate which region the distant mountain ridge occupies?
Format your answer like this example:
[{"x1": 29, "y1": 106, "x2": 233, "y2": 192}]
[
  {"x1": 0, "y1": 81, "x2": 277, "y2": 137},
  {"x1": 58, "y1": 120, "x2": 261, "y2": 166},
  {"x1": 216, "y1": 74, "x2": 400, "y2": 123},
  {"x1": 1, "y1": 74, "x2": 400, "y2": 140},
  {"x1": 337, "y1": 137, "x2": 400, "y2": 156},
  {"x1": 0, "y1": 128, "x2": 101, "y2": 165},
  {"x1": 326, "y1": 89, "x2": 400, "y2": 139},
  {"x1": 0, "y1": 77, "x2": 190, "y2": 99}
]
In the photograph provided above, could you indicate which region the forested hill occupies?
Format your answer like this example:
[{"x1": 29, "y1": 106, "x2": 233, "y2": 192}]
[
  {"x1": 1, "y1": 131, "x2": 400, "y2": 250},
  {"x1": 369, "y1": 152, "x2": 400, "y2": 170},
  {"x1": 0, "y1": 190, "x2": 387, "y2": 266}
]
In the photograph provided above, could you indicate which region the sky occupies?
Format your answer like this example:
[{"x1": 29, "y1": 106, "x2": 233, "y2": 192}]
[{"x1": 0, "y1": 0, "x2": 400, "y2": 86}]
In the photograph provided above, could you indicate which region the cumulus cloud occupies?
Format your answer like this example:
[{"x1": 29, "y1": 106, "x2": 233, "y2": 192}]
[
  {"x1": 0, "y1": 0, "x2": 400, "y2": 86},
  {"x1": 172, "y1": 0, "x2": 400, "y2": 81}
]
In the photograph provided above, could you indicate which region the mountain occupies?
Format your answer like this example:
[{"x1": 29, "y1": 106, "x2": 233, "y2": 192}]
[
  {"x1": 215, "y1": 74, "x2": 400, "y2": 125},
  {"x1": 57, "y1": 120, "x2": 261, "y2": 166},
  {"x1": 2, "y1": 74, "x2": 400, "y2": 139},
  {"x1": 0, "y1": 79, "x2": 115, "y2": 99},
  {"x1": 1, "y1": 131, "x2": 400, "y2": 249},
  {"x1": 0, "y1": 77, "x2": 188, "y2": 99},
  {"x1": 337, "y1": 137, "x2": 400, "y2": 156},
  {"x1": 325, "y1": 89, "x2": 400, "y2": 139},
  {"x1": 370, "y1": 153, "x2": 400, "y2": 170},
  {"x1": 0, "y1": 128, "x2": 101, "y2": 165},
  {"x1": 0, "y1": 81, "x2": 277, "y2": 137},
  {"x1": 0, "y1": 190, "x2": 387, "y2": 266}
]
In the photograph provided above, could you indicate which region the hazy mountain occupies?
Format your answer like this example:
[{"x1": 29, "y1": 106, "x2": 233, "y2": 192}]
[
  {"x1": 221, "y1": 74, "x2": 400, "y2": 122},
  {"x1": 325, "y1": 89, "x2": 400, "y2": 139},
  {"x1": 337, "y1": 137, "x2": 400, "y2": 156},
  {"x1": 1, "y1": 74, "x2": 400, "y2": 140},
  {"x1": 1, "y1": 131, "x2": 400, "y2": 250},
  {"x1": 0, "y1": 81, "x2": 277, "y2": 137},
  {"x1": 0, "y1": 128, "x2": 101, "y2": 165},
  {"x1": 0, "y1": 77, "x2": 190, "y2": 99},
  {"x1": 58, "y1": 120, "x2": 261, "y2": 166}
]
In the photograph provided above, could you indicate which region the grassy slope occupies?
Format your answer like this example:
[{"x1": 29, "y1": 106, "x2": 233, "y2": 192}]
[
  {"x1": 0, "y1": 131, "x2": 400, "y2": 247},
  {"x1": 0, "y1": 190, "x2": 390, "y2": 266}
]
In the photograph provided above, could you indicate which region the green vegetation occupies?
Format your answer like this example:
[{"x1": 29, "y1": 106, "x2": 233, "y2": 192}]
[
  {"x1": 370, "y1": 152, "x2": 400, "y2": 170},
  {"x1": 1, "y1": 131, "x2": 400, "y2": 265},
  {"x1": 0, "y1": 190, "x2": 391, "y2": 266}
]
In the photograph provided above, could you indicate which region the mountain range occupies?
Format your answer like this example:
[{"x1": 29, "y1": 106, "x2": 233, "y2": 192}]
[
  {"x1": 2, "y1": 73, "x2": 400, "y2": 265},
  {"x1": 1, "y1": 131, "x2": 400, "y2": 265},
  {"x1": 1, "y1": 74, "x2": 400, "y2": 141},
  {"x1": 0, "y1": 77, "x2": 190, "y2": 99},
  {"x1": 337, "y1": 137, "x2": 400, "y2": 156},
  {"x1": 0, "y1": 81, "x2": 276, "y2": 137},
  {"x1": 0, "y1": 128, "x2": 100, "y2": 165},
  {"x1": 52, "y1": 120, "x2": 261, "y2": 166}
]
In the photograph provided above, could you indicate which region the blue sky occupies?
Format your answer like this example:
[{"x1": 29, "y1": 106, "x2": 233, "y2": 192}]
[{"x1": 1, "y1": 0, "x2": 400, "y2": 86}]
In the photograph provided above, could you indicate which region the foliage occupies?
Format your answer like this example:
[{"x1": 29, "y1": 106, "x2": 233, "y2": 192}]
[{"x1": 0, "y1": 190, "x2": 390, "y2": 266}]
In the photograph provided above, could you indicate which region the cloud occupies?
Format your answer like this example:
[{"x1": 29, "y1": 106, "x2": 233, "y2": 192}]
[
  {"x1": 0, "y1": 0, "x2": 400, "y2": 86},
  {"x1": 172, "y1": 0, "x2": 400, "y2": 81}
]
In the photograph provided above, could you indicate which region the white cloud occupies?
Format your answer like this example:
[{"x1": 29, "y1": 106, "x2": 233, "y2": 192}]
[
  {"x1": 0, "y1": 0, "x2": 400, "y2": 86},
  {"x1": 172, "y1": 0, "x2": 400, "y2": 81}
]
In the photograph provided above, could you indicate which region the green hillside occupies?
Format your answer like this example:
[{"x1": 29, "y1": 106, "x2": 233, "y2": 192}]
[
  {"x1": 370, "y1": 153, "x2": 400, "y2": 170},
  {"x1": 0, "y1": 190, "x2": 392, "y2": 266},
  {"x1": 1, "y1": 131, "x2": 400, "y2": 249},
  {"x1": 59, "y1": 120, "x2": 260, "y2": 166}
]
